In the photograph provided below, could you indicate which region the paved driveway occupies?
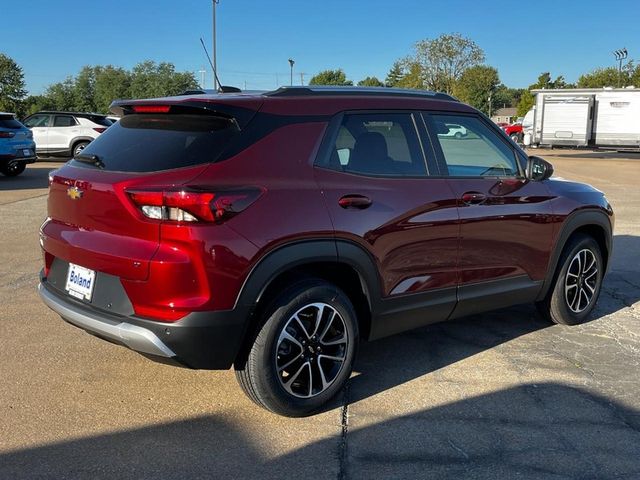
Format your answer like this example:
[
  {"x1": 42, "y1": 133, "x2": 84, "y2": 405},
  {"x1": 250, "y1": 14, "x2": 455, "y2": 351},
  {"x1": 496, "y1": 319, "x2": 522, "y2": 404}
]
[{"x1": 1, "y1": 152, "x2": 639, "y2": 479}]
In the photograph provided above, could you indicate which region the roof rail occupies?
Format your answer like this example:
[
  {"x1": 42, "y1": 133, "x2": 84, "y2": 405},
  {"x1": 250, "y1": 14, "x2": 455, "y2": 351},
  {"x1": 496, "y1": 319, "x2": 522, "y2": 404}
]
[{"x1": 264, "y1": 86, "x2": 458, "y2": 102}]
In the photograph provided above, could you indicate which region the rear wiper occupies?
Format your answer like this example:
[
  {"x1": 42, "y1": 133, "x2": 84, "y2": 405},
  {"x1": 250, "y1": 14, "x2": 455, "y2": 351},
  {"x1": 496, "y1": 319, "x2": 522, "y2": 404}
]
[{"x1": 75, "y1": 153, "x2": 105, "y2": 169}]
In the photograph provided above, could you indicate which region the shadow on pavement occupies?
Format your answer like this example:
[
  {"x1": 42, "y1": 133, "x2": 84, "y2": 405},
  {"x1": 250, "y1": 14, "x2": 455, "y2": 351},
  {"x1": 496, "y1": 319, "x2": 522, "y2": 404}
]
[
  {"x1": 1, "y1": 383, "x2": 639, "y2": 479},
  {"x1": 0, "y1": 163, "x2": 61, "y2": 191},
  {"x1": 341, "y1": 233, "x2": 638, "y2": 409},
  {"x1": 347, "y1": 304, "x2": 546, "y2": 408},
  {"x1": 597, "y1": 234, "x2": 640, "y2": 313}
]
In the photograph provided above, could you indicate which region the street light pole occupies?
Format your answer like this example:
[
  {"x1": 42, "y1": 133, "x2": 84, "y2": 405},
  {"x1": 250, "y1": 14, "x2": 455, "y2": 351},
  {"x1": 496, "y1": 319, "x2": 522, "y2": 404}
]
[
  {"x1": 288, "y1": 59, "x2": 295, "y2": 86},
  {"x1": 613, "y1": 48, "x2": 628, "y2": 88},
  {"x1": 212, "y1": 0, "x2": 219, "y2": 90}
]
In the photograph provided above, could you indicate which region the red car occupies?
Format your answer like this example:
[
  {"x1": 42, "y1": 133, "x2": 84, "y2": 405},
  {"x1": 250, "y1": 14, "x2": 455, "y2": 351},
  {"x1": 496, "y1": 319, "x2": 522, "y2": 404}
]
[
  {"x1": 503, "y1": 122, "x2": 523, "y2": 142},
  {"x1": 39, "y1": 87, "x2": 613, "y2": 416}
]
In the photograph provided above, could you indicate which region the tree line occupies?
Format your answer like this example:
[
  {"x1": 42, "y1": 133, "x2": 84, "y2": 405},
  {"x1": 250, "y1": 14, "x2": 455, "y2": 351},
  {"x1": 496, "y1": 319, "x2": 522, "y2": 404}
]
[
  {"x1": 0, "y1": 54, "x2": 198, "y2": 117},
  {"x1": 308, "y1": 33, "x2": 640, "y2": 119},
  {"x1": 2, "y1": 36, "x2": 639, "y2": 119}
]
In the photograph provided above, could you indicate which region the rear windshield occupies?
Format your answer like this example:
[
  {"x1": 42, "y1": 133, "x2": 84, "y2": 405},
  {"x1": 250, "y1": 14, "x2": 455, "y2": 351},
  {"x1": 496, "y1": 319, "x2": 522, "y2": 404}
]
[
  {"x1": 84, "y1": 115, "x2": 113, "y2": 127},
  {"x1": 0, "y1": 115, "x2": 23, "y2": 129},
  {"x1": 71, "y1": 114, "x2": 239, "y2": 172}
]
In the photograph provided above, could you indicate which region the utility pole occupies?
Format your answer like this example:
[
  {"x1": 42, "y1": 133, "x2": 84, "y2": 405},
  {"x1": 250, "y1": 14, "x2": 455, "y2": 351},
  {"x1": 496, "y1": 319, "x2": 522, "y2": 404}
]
[
  {"x1": 212, "y1": 0, "x2": 220, "y2": 90},
  {"x1": 300, "y1": 72, "x2": 305, "y2": 86},
  {"x1": 288, "y1": 59, "x2": 295, "y2": 86},
  {"x1": 614, "y1": 48, "x2": 628, "y2": 88},
  {"x1": 198, "y1": 67, "x2": 206, "y2": 89},
  {"x1": 488, "y1": 93, "x2": 493, "y2": 118}
]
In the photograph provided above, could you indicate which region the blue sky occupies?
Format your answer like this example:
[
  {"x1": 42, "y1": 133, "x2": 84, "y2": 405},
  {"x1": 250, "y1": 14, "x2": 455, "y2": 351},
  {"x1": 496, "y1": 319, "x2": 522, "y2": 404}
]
[{"x1": 4, "y1": 0, "x2": 639, "y2": 94}]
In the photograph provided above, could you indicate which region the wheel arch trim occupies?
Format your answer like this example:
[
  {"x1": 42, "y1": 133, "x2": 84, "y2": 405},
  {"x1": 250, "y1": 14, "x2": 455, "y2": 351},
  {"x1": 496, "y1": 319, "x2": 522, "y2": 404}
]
[
  {"x1": 235, "y1": 239, "x2": 382, "y2": 311},
  {"x1": 538, "y1": 208, "x2": 613, "y2": 301}
]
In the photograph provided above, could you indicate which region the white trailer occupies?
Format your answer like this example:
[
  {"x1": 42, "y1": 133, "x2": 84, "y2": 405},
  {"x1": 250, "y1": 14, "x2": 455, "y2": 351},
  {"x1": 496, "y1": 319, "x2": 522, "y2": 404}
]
[{"x1": 525, "y1": 88, "x2": 640, "y2": 149}]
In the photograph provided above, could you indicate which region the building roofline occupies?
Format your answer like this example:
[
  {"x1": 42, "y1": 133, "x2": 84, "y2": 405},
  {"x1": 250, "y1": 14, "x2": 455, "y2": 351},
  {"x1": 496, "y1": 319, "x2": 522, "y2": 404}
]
[{"x1": 532, "y1": 87, "x2": 638, "y2": 93}]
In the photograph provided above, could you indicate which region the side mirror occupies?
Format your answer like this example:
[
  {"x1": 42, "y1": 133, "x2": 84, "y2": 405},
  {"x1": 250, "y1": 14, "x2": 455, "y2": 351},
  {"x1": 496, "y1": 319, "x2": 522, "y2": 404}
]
[{"x1": 527, "y1": 155, "x2": 554, "y2": 181}]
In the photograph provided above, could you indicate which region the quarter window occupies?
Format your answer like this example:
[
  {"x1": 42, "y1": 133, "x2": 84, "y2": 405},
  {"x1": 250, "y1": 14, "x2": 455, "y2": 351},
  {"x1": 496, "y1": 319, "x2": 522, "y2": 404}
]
[
  {"x1": 322, "y1": 113, "x2": 427, "y2": 176},
  {"x1": 429, "y1": 114, "x2": 519, "y2": 177}
]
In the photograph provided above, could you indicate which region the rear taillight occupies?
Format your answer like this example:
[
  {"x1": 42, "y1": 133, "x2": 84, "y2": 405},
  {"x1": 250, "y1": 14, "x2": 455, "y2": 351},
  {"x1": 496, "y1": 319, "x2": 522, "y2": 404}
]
[
  {"x1": 93, "y1": 127, "x2": 107, "y2": 133},
  {"x1": 0, "y1": 131, "x2": 16, "y2": 138},
  {"x1": 126, "y1": 187, "x2": 263, "y2": 223}
]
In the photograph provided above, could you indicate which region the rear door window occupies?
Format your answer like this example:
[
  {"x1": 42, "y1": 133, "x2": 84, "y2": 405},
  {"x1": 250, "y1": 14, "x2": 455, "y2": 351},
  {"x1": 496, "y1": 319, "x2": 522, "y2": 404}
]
[
  {"x1": 72, "y1": 113, "x2": 240, "y2": 172},
  {"x1": 319, "y1": 113, "x2": 427, "y2": 176}
]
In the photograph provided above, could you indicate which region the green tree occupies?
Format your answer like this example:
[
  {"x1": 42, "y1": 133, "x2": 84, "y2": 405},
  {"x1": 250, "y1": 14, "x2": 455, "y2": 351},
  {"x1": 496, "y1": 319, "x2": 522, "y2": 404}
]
[
  {"x1": 630, "y1": 64, "x2": 640, "y2": 87},
  {"x1": 44, "y1": 78, "x2": 76, "y2": 111},
  {"x1": 493, "y1": 85, "x2": 524, "y2": 109},
  {"x1": 517, "y1": 90, "x2": 535, "y2": 117},
  {"x1": 413, "y1": 33, "x2": 485, "y2": 93},
  {"x1": 385, "y1": 61, "x2": 405, "y2": 87},
  {"x1": 130, "y1": 61, "x2": 198, "y2": 99},
  {"x1": 357, "y1": 76, "x2": 384, "y2": 87},
  {"x1": 94, "y1": 65, "x2": 132, "y2": 112},
  {"x1": 22, "y1": 95, "x2": 55, "y2": 116},
  {"x1": 0, "y1": 53, "x2": 28, "y2": 115},
  {"x1": 516, "y1": 72, "x2": 571, "y2": 117},
  {"x1": 395, "y1": 60, "x2": 423, "y2": 89},
  {"x1": 453, "y1": 65, "x2": 500, "y2": 115},
  {"x1": 74, "y1": 66, "x2": 97, "y2": 112},
  {"x1": 309, "y1": 69, "x2": 353, "y2": 86},
  {"x1": 577, "y1": 67, "x2": 625, "y2": 88}
]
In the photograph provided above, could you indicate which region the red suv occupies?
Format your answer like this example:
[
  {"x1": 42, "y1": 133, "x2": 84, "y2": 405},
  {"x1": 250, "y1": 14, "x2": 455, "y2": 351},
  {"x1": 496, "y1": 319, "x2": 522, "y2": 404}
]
[{"x1": 39, "y1": 87, "x2": 613, "y2": 416}]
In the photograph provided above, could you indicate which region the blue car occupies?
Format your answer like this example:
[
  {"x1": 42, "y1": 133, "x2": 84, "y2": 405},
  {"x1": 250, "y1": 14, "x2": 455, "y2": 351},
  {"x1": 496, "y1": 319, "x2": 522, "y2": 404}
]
[{"x1": 0, "y1": 112, "x2": 37, "y2": 177}]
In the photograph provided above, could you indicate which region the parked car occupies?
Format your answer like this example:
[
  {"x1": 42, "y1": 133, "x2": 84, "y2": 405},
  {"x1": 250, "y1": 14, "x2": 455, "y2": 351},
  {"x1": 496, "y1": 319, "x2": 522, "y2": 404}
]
[
  {"x1": 22, "y1": 111, "x2": 112, "y2": 157},
  {"x1": 0, "y1": 112, "x2": 37, "y2": 177},
  {"x1": 441, "y1": 123, "x2": 467, "y2": 138},
  {"x1": 502, "y1": 122, "x2": 524, "y2": 143},
  {"x1": 38, "y1": 86, "x2": 613, "y2": 416}
]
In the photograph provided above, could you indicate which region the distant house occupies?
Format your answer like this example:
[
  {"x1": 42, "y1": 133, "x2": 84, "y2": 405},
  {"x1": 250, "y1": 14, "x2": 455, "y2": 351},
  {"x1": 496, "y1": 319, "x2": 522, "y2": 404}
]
[{"x1": 492, "y1": 107, "x2": 517, "y2": 124}]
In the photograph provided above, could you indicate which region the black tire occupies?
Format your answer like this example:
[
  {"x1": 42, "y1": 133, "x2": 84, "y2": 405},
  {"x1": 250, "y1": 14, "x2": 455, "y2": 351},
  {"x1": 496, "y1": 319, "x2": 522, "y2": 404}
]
[
  {"x1": 510, "y1": 133, "x2": 520, "y2": 143},
  {"x1": 537, "y1": 234, "x2": 603, "y2": 325},
  {"x1": 72, "y1": 141, "x2": 90, "y2": 157},
  {"x1": 454, "y1": 132, "x2": 463, "y2": 139},
  {"x1": 0, "y1": 161, "x2": 26, "y2": 177},
  {"x1": 235, "y1": 278, "x2": 358, "y2": 417}
]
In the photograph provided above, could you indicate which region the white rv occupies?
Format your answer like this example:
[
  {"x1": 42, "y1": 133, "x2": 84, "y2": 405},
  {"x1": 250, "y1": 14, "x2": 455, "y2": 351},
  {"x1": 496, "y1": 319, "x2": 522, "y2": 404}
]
[{"x1": 523, "y1": 88, "x2": 640, "y2": 149}]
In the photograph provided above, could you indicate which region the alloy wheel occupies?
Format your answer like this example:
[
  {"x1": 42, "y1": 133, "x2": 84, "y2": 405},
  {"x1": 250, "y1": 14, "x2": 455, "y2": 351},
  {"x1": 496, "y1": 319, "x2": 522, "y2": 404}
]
[
  {"x1": 564, "y1": 248, "x2": 598, "y2": 313},
  {"x1": 275, "y1": 302, "x2": 348, "y2": 398}
]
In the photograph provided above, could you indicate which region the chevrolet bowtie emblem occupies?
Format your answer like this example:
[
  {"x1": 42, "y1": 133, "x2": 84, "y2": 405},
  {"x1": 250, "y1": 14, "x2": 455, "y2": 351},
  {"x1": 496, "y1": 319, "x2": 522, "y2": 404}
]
[{"x1": 67, "y1": 186, "x2": 84, "y2": 200}]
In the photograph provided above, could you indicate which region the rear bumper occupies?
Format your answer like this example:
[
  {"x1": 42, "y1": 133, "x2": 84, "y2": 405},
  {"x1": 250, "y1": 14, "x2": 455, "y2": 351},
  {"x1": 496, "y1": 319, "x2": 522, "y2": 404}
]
[
  {"x1": 39, "y1": 283, "x2": 176, "y2": 358},
  {"x1": 38, "y1": 278, "x2": 252, "y2": 369},
  {"x1": 0, "y1": 153, "x2": 37, "y2": 164}
]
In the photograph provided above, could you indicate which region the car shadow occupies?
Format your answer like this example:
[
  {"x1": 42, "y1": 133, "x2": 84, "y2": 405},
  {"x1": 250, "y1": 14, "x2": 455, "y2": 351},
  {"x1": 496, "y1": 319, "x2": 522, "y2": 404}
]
[
  {"x1": 1, "y1": 383, "x2": 638, "y2": 479},
  {"x1": 597, "y1": 234, "x2": 640, "y2": 315},
  {"x1": 330, "y1": 232, "x2": 639, "y2": 411},
  {"x1": 0, "y1": 163, "x2": 62, "y2": 191},
  {"x1": 344, "y1": 303, "x2": 546, "y2": 409}
]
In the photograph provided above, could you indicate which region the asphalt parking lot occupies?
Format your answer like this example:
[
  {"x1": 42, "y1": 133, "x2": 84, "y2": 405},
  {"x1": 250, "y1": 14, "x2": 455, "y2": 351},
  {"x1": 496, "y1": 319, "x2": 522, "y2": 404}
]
[{"x1": 1, "y1": 150, "x2": 639, "y2": 480}]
